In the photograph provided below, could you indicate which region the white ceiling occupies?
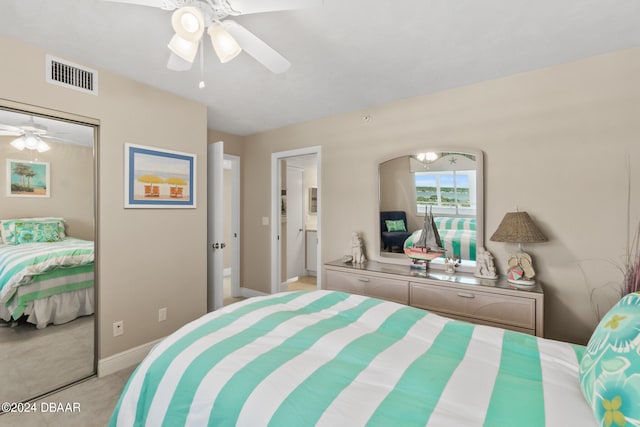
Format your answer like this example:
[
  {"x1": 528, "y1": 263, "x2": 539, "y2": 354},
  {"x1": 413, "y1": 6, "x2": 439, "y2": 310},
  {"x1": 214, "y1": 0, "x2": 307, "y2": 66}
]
[{"x1": 0, "y1": 0, "x2": 639, "y2": 136}]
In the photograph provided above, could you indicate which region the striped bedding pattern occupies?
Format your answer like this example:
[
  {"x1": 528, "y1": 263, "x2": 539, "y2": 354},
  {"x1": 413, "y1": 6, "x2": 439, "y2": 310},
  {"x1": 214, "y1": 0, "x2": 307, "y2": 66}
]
[
  {"x1": 3, "y1": 264, "x2": 93, "y2": 320},
  {"x1": 0, "y1": 237, "x2": 94, "y2": 306},
  {"x1": 111, "y1": 290, "x2": 596, "y2": 427},
  {"x1": 435, "y1": 217, "x2": 476, "y2": 261}
]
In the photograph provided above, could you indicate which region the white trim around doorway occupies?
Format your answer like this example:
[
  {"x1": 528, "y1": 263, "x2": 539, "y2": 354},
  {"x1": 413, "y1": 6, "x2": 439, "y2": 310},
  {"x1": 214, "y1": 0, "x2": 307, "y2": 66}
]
[{"x1": 270, "y1": 146, "x2": 322, "y2": 295}]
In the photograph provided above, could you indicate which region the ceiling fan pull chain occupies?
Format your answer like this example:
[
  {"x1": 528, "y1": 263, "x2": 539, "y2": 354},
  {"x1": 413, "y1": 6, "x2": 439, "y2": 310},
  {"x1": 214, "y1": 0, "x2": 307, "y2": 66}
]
[{"x1": 198, "y1": 39, "x2": 206, "y2": 89}]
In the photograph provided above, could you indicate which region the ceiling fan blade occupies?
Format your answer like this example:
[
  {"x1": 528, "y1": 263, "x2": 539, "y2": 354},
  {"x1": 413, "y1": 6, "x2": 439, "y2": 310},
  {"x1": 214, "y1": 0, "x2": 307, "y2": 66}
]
[
  {"x1": 100, "y1": 0, "x2": 179, "y2": 10},
  {"x1": 226, "y1": 0, "x2": 323, "y2": 15},
  {"x1": 222, "y1": 20, "x2": 290, "y2": 74},
  {"x1": 0, "y1": 130, "x2": 22, "y2": 136},
  {"x1": 0, "y1": 124, "x2": 22, "y2": 133},
  {"x1": 40, "y1": 135, "x2": 80, "y2": 144},
  {"x1": 167, "y1": 52, "x2": 194, "y2": 71}
]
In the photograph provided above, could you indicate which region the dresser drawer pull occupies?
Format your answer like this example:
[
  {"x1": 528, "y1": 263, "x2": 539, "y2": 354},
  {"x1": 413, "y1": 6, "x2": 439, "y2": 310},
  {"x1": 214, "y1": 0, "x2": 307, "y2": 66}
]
[
  {"x1": 357, "y1": 277, "x2": 370, "y2": 282},
  {"x1": 457, "y1": 292, "x2": 475, "y2": 299}
]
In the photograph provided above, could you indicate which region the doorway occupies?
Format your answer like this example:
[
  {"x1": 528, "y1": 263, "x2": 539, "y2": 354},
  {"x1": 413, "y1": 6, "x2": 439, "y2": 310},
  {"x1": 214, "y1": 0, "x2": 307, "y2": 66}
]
[{"x1": 271, "y1": 147, "x2": 321, "y2": 295}]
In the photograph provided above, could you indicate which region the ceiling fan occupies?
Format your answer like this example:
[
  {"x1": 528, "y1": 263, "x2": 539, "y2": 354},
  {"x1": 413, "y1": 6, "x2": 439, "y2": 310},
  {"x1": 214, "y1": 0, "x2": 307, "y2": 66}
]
[
  {"x1": 0, "y1": 117, "x2": 74, "y2": 153},
  {"x1": 104, "y1": 0, "x2": 323, "y2": 74}
]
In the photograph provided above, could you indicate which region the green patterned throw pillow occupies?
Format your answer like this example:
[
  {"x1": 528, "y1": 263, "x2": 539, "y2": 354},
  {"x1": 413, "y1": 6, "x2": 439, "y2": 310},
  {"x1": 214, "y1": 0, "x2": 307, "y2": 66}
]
[
  {"x1": 0, "y1": 217, "x2": 65, "y2": 244},
  {"x1": 13, "y1": 221, "x2": 63, "y2": 244},
  {"x1": 385, "y1": 219, "x2": 406, "y2": 232},
  {"x1": 579, "y1": 292, "x2": 640, "y2": 426}
]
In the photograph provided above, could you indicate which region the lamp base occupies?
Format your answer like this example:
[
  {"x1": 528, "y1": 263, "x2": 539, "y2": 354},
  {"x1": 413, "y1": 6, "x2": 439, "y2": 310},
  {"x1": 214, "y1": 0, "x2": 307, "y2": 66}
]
[{"x1": 507, "y1": 278, "x2": 536, "y2": 290}]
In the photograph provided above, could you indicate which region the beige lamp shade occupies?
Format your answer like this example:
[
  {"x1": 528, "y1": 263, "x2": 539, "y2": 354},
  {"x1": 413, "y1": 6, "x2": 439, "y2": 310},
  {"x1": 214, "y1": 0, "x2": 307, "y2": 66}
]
[{"x1": 490, "y1": 211, "x2": 547, "y2": 243}]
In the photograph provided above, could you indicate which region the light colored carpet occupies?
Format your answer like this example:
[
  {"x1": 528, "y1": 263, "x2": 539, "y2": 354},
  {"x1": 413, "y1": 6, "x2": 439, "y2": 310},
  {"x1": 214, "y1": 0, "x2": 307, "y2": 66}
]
[
  {"x1": 0, "y1": 364, "x2": 135, "y2": 427},
  {"x1": 0, "y1": 315, "x2": 94, "y2": 405}
]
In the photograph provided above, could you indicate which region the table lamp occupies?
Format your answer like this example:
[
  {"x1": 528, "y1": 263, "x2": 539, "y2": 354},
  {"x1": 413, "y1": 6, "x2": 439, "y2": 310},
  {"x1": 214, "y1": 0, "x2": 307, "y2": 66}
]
[{"x1": 490, "y1": 211, "x2": 548, "y2": 288}]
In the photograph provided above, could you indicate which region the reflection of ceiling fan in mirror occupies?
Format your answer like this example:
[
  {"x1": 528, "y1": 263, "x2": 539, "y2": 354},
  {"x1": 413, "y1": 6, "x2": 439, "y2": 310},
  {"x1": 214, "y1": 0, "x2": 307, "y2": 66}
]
[
  {"x1": 104, "y1": 0, "x2": 323, "y2": 75},
  {"x1": 0, "y1": 116, "x2": 75, "y2": 153}
]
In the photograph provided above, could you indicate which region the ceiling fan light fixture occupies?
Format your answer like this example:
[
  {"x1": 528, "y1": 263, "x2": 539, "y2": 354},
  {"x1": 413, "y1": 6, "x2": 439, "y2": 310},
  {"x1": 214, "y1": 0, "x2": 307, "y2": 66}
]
[
  {"x1": 171, "y1": 6, "x2": 205, "y2": 42},
  {"x1": 36, "y1": 140, "x2": 51, "y2": 153},
  {"x1": 10, "y1": 136, "x2": 26, "y2": 151},
  {"x1": 208, "y1": 22, "x2": 242, "y2": 63},
  {"x1": 24, "y1": 134, "x2": 41, "y2": 150},
  {"x1": 168, "y1": 34, "x2": 199, "y2": 63},
  {"x1": 11, "y1": 133, "x2": 50, "y2": 152}
]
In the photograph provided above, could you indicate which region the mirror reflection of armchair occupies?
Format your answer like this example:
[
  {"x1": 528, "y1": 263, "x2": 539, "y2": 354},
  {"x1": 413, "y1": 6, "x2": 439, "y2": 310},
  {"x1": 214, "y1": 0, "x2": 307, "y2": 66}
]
[{"x1": 380, "y1": 211, "x2": 412, "y2": 252}]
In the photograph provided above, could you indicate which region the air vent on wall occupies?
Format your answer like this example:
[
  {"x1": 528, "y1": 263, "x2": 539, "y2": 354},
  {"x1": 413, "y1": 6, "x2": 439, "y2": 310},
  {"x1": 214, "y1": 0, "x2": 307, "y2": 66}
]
[{"x1": 45, "y1": 55, "x2": 98, "y2": 95}]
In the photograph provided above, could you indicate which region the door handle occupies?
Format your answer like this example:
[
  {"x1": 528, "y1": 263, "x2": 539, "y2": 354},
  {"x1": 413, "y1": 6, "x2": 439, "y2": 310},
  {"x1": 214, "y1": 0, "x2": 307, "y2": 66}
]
[{"x1": 457, "y1": 292, "x2": 475, "y2": 298}]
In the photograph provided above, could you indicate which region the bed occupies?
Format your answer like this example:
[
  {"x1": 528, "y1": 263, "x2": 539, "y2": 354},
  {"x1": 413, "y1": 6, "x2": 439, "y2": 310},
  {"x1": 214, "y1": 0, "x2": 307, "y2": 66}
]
[
  {"x1": 0, "y1": 217, "x2": 94, "y2": 329},
  {"x1": 110, "y1": 289, "x2": 639, "y2": 427},
  {"x1": 435, "y1": 217, "x2": 476, "y2": 261}
]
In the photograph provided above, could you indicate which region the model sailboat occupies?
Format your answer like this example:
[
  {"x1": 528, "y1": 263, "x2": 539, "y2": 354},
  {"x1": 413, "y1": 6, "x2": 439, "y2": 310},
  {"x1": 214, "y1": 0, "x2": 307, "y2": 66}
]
[{"x1": 403, "y1": 206, "x2": 446, "y2": 267}]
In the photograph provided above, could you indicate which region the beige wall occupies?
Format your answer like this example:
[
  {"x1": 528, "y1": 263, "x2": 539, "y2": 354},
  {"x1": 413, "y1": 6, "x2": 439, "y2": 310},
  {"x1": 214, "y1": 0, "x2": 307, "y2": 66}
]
[
  {"x1": 0, "y1": 35, "x2": 208, "y2": 359},
  {"x1": 1, "y1": 137, "x2": 94, "y2": 240},
  {"x1": 242, "y1": 47, "x2": 640, "y2": 345}
]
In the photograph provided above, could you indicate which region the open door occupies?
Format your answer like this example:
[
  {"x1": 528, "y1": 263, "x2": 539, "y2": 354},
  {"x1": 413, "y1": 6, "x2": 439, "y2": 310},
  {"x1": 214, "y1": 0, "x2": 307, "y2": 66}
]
[{"x1": 207, "y1": 141, "x2": 224, "y2": 311}]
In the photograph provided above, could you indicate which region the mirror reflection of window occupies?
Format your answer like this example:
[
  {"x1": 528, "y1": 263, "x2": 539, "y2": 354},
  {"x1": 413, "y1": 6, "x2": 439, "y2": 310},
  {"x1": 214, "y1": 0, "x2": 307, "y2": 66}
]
[
  {"x1": 379, "y1": 150, "x2": 483, "y2": 266},
  {"x1": 415, "y1": 170, "x2": 476, "y2": 216}
]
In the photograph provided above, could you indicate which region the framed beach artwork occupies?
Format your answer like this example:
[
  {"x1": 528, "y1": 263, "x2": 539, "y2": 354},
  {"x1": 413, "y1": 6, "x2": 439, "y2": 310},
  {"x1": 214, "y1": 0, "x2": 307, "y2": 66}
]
[
  {"x1": 124, "y1": 143, "x2": 196, "y2": 208},
  {"x1": 6, "y1": 159, "x2": 50, "y2": 198}
]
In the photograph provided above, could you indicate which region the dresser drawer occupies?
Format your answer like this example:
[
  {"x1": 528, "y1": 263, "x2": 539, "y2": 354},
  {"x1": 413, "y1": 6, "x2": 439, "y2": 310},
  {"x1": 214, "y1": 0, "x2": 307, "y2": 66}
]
[
  {"x1": 325, "y1": 269, "x2": 409, "y2": 304},
  {"x1": 410, "y1": 282, "x2": 535, "y2": 330}
]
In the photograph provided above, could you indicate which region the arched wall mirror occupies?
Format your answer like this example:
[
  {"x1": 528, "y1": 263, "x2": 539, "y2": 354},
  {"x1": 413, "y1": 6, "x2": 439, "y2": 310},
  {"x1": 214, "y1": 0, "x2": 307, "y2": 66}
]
[
  {"x1": 378, "y1": 149, "x2": 484, "y2": 268},
  {"x1": 0, "y1": 104, "x2": 96, "y2": 404}
]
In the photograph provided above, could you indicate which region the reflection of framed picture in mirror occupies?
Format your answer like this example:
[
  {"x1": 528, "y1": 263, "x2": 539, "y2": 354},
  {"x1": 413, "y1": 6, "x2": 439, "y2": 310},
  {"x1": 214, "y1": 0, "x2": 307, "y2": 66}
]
[
  {"x1": 6, "y1": 159, "x2": 50, "y2": 198},
  {"x1": 124, "y1": 143, "x2": 196, "y2": 208},
  {"x1": 281, "y1": 190, "x2": 287, "y2": 216},
  {"x1": 309, "y1": 187, "x2": 317, "y2": 214}
]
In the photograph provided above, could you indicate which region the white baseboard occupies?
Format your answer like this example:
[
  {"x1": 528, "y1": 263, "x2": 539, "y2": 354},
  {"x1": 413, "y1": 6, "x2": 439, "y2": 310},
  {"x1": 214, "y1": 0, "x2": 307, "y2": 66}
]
[
  {"x1": 240, "y1": 287, "x2": 268, "y2": 298},
  {"x1": 97, "y1": 337, "x2": 164, "y2": 377}
]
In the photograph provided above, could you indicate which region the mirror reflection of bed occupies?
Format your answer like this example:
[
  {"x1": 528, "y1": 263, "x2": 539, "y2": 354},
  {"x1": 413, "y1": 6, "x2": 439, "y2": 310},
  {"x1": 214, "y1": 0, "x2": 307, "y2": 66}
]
[
  {"x1": 379, "y1": 150, "x2": 483, "y2": 266},
  {"x1": 0, "y1": 106, "x2": 96, "y2": 404}
]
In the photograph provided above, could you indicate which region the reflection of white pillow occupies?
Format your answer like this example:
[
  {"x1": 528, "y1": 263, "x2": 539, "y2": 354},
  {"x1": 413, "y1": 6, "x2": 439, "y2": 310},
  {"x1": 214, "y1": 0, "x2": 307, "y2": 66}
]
[
  {"x1": 0, "y1": 217, "x2": 66, "y2": 244},
  {"x1": 579, "y1": 292, "x2": 640, "y2": 426}
]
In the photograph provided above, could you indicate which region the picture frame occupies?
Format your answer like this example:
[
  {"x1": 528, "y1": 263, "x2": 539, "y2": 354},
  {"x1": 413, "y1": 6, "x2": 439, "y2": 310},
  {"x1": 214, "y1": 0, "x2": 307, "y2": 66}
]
[
  {"x1": 6, "y1": 159, "x2": 50, "y2": 198},
  {"x1": 124, "y1": 143, "x2": 196, "y2": 208}
]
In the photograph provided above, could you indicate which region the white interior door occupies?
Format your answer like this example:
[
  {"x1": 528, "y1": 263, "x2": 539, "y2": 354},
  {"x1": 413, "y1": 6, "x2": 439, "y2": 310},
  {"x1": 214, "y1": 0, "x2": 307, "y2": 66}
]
[
  {"x1": 207, "y1": 141, "x2": 224, "y2": 311},
  {"x1": 286, "y1": 166, "x2": 304, "y2": 281},
  {"x1": 224, "y1": 154, "x2": 241, "y2": 298}
]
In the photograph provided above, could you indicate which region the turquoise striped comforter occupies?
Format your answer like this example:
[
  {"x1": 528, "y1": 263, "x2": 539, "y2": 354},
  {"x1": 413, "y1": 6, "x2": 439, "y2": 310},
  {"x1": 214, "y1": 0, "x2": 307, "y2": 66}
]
[
  {"x1": 0, "y1": 238, "x2": 94, "y2": 306},
  {"x1": 111, "y1": 290, "x2": 596, "y2": 427},
  {"x1": 435, "y1": 217, "x2": 476, "y2": 261}
]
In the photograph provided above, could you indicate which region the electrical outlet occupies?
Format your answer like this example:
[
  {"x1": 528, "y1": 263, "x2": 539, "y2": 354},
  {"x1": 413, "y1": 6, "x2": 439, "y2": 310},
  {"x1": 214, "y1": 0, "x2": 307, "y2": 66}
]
[
  {"x1": 158, "y1": 307, "x2": 167, "y2": 322},
  {"x1": 113, "y1": 320, "x2": 124, "y2": 337}
]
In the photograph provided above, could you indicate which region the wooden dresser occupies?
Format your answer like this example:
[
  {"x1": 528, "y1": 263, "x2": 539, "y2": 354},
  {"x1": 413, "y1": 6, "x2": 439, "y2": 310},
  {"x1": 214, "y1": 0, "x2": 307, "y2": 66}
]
[{"x1": 323, "y1": 259, "x2": 544, "y2": 337}]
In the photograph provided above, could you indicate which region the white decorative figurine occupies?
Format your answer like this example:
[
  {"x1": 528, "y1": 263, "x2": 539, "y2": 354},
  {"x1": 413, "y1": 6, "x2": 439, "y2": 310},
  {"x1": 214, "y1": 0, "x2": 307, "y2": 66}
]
[
  {"x1": 351, "y1": 232, "x2": 367, "y2": 264},
  {"x1": 474, "y1": 246, "x2": 498, "y2": 279},
  {"x1": 444, "y1": 257, "x2": 460, "y2": 274}
]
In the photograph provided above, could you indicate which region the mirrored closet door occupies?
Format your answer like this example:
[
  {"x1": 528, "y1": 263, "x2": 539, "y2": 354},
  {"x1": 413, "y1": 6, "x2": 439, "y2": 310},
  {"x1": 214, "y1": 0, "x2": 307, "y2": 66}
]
[{"x1": 0, "y1": 104, "x2": 97, "y2": 404}]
